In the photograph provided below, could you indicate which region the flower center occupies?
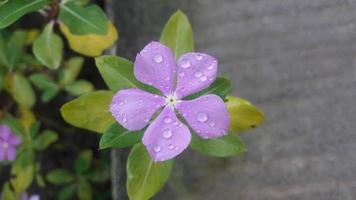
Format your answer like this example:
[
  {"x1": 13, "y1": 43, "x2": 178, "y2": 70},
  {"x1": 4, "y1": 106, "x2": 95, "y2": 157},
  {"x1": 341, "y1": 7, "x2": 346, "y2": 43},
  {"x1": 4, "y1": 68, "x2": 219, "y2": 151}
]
[{"x1": 166, "y1": 94, "x2": 178, "y2": 106}]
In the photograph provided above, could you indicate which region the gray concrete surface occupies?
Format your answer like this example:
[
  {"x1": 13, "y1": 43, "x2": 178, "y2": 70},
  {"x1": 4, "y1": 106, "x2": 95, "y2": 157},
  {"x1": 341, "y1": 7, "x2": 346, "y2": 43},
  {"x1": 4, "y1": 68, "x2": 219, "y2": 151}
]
[{"x1": 107, "y1": 0, "x2": 356, "y2": 199}]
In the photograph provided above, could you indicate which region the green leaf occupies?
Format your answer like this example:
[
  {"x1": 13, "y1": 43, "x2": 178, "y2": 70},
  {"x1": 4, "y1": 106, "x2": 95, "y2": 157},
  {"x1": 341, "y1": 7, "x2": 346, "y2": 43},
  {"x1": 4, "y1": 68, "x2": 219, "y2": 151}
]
[
  {"x1": 47, "y1": 169, "x2": 74, "y2": 184},
  {"x1": 160, "y1": 10, "x2": 194, "y2": 59},
  {"x1": 226, "y1": 96, "x2": 264, "y2": 133},
  {"x1": 190, "y1": 133, "x2": 246, "y2": 157},
  {"x1": 127, "y1": 144, "x2": 173, "y2": 200},
  {"x1": 10, "y1": 152, "x2": 35, "y2": 193},
  {"x1": 30, "y1": 73, "x2": 60, "y2": 102},
  {"x1": 65, "y1": 79, "x2": 94, "y2": 96},
  {"x1": 61, "y1": 90, "x2": 115, "y2": 133},
  {"x1": 0, "y1": 0, "x2": 49, "y2": 29},
  {"x1": 10, "y1": 73, "x2": 36, "y2": 108},
  {"x1": 58, "y1": 184, "x2": 76, "y2": 200},
  {"x1": 36, "y1": 174, "x2": 46, "y2": 188},
  {"x1": 1, "y1": 115, "x2": 26, "y2": 136},
  {"x1": 6, "y1": 30, "x2": 27, "y2": 70},
  {"x1": 0, "y1": 68, "x2": 4, "y2": 92},
  {"x1": 67, "y1": 0, "x2": 90, "y2": 6},
  {"x1": 86, "y1": 165, "x2": 110, "y2": 183},
  {"x1": 0, "y1": 0, "x2": 9, "y2": 7},
  {"x1": 77, "y1": 177, "x2": 92, "y2": 200},
  {"x1": 33, "y1": 22, "x2": 64, "y2": 69},
  {"x1": 95, "y1": 56, "x2": 141, "y2": 91},
  {"x1": 1, "y1": 182, "x2": 17, "y2": 200},
  {"x1": 74, "y1": 150, "x2": 93, "y2": 174},
  {"x1": 34, "y1": 130, "x2": 58, "y2": 151},
  {"x1": 184, "y1": 77, "x2": 230, "y2": 100},
  {"x1": 99, "y1": 123, "x2": 143, "y2": 149},
  {"x1": 59, "y1": 56, "x2": 84, "y2": 86},
  {"x1": 59, "y1": 2, "x2": 108, "y2": 35}
]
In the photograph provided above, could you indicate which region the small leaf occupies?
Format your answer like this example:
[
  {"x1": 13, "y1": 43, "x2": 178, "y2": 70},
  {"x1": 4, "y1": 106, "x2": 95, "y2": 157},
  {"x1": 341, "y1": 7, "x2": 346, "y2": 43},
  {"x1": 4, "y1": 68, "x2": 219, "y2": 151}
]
[
  {"x1": 59, "y1": 56, "x2": 84, "y2": 86},
  {"x1": 160, "y1": 10, "x2": 194, "y2": 59},
  {"x1": 127, "y1": 144, "x2": 173, "y2": 200},
  {"x1": 10, "y1": 73, "x2": 36, "y2": 108},
  {"x1": 33, "y1": 22, "x2": 64, "y2": 69},
  {"x1": 25, "y1": 29, "x2": 40, "y2": 45},
  {"x1": 99, "y1": 123, "x2": 143, "y2": 149},
  {"x1": 60, "y1": 22, "x2": 118, "y2": 57},
  {"x1": 65, "y1": 79, "x2": 94, "y2": 96},
  {"x1": 74, "y1": 150, "x2": 93, "y2": 174},
  {"x1": 95, "y1": 56, "x2": 141, "y2": 92},
  {"x1": 36, "y1": 174, "x2": 46, "y2": 188},
  {"x1": 58, "y1": 184, "x2": 76, "y2": 200},
  {"x1": 0, "y1": 0, "x2": 49, "y2": 29},
  {"x1": 30, "y1": 73, "x2": 60, "y2": 102},
  {"x1": 190, "y1": 133, "x2": 246, "y2": 157},
  {"x1": 184, "y1": 77, "x2": 230, "y2": 100},
  {"x1": 59, "y1": 2, "x2": 108, "y2": 35},
  {"x1": 6, "y1": 30, "x2": 27, "y2": 70},
  {"x1": 47, "y1": 169, "x2": 74, "y2": 184},
  {"x1": 1, "y1": 182, "x2": 17, "y2": 200},
  {"x1": 34, "y1": 130, "x2": 58, "y2": 151},
  {"x1": 18, "y1": 106, "x2": 36, "y2": 134},
  {"x1": 226, "y1": 96, "x2": 264, "y2": 133},
  {"x1": 10, "y1": 152, "x2": 35, "y2": 193},
  {"x1": 60, "y1": 90, "x2": 115, "y2": 133},
  {"x1": 77, "y1": 177, "x2": 92, "y2": 200},
  {"x1": 86, "y1": 165, "x2": 110, "y2": 183}
]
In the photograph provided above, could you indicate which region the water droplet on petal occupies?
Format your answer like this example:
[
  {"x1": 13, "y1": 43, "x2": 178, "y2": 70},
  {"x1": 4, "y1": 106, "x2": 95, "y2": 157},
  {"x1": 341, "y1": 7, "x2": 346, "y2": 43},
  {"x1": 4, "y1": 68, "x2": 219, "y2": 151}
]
[
  {"x1": 194, "y1": 71, "x2": 202, "y2": 78},
  {"x1": 208, "y1": 64, "x2": 214, "y2": 70},
  {"x1": 199, "y1": 76, "x2": 207, "y2": 82},
  {"x1": 122, "y1": 118, "x2": 127, "y2": 122},
  {"x1": 196, "y1": 54, "x2": 203, "y2": 60},
  {"x1": 168, "y1": 144, "x2": 174, "y2": 150},
  {"x1": 197, "y1": 112, "x2": 208, "y2": 122},
  {"x1": 162, "y1": 129, "x2": 173, "y2": 139},
  {"x1": 181, "y1": 60, "x2": 191, "y2": 68},
  {"x1": 144, "y1": 118, "x2": 150, "y2": 123},
  {"x1": 154, "y1": 54, "x2": 163, "y2": 63},
  {"x1": 209, "y1": 122, "x2": 215, "y2": 127},
  {"x1": 154, "y1": 145, "x2": 161, "y2": 152},
  {"x1": 178, "y1": 72, "x2": 185, "y2": 77},
  {"x1": 164, "y1": 117, "x2": 172, "y2": 124},
  {"x1": 119, "y1": 101, "x2": 125, "y2": 106},
  {"x1": 164, "y1": 76, "x2": 170, "y2": 81},
  {"x1": 173, "y1": 122, "x2": 179, "y2": 126}
]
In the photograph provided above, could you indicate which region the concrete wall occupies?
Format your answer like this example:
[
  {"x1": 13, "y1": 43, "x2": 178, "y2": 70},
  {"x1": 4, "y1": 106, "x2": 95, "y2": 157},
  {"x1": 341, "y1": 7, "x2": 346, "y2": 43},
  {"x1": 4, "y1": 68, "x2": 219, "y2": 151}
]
[{"x1": 107, "y1": 0, "x2": 356, "y2": 199}]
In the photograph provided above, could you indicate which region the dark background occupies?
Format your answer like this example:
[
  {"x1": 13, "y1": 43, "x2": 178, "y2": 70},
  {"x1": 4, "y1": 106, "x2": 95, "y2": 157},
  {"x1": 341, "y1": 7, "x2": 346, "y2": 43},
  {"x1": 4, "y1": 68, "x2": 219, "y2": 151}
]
[{"x1": 107, "y1": 0, "x2": 356, "y2": 199}]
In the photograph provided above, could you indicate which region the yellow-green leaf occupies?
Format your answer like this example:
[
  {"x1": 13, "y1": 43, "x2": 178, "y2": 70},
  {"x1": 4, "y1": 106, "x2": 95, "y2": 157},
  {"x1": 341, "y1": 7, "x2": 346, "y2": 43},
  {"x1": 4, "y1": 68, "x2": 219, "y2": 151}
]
[
  {"x1": 226, "y1": 96, "x2": 264, "y2": 133},
  {"x1": 60, "y1": 90, "x2": 115, "y2": 133},
  {"x1": 60, "y1": 22, "x2": 118, "y2": 57},
  {"x1": 10, "y1": 73, "x2": 36, "y2": 108}
]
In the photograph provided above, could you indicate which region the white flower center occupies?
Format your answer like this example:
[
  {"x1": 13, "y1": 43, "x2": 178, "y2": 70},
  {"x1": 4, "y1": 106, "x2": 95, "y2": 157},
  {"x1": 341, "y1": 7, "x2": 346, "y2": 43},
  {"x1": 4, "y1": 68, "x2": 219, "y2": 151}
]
[{"x1": 166, "y1": 94, "x2": 178, "y2": 106}]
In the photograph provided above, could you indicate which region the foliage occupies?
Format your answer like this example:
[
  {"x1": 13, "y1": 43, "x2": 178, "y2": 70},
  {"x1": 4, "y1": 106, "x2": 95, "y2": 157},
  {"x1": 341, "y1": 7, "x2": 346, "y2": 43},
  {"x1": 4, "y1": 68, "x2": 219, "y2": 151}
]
[{"x1": 0, "y1": 0, "x2": 116, "y2": 199}]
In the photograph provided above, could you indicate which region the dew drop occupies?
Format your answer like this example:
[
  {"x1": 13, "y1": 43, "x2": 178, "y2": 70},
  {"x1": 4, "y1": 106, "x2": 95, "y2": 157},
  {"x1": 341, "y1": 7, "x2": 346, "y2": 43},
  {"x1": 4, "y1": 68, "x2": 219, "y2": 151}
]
[
  {"x1": 178, "y1": 72, "x2": 185, "y2": 77},
  {"x1": 164, "y1": 76, "x2": 170, "y2": 81},
  {"x1": 122, "y1": 118, "x2": 127, "y2": 122},
  {"x1": 168, "y1": 144, "x2": 175, "y2": 150},
  {"x1": 2, "y1": 142, "x2": 8, "y2": 149},
  {"x1": 154, "y1": 54, "x2": 163, "y2": 63},
  {"x1": 119, "y1": 101, "x2": 125, "y2": 106},
  {"x1": 208, "y1": 64, "x2": 214, "y2": 70},
  {"x1": 196, "y1": 54, "x2": 203, "y2": 60},
  {"x1": 164, "y1": 117, "x2": 172, "y2": 124},
  {"x1": 199, "y1": 76, "x2": 207, "y2": 82},
  {"x1": 181, "y1": 60, "x2": 191, "y2": 69},
  {"x1": 163, "y1": 129, "x2": 173, "y2": 139},
  {"x1": 194, "y1": 71, "x2": 202, "y2": 78},
  {"x1": 144, "y1": 118, "x2": 150, "y2": 123},
  {"x1": 154, "y1": 95, "x2": 159, "y2": 98},
  {"x1": 209, "y1": 122, "x2": 215, "y2": 127},
  {"x1": 174, "y1": 122, "x2": 179, "y2": 126},
  {"x1": 197, "y1": 112, "x2": 208, "y2": 122},
  {"x1": 153, "y1": 145, "x2": 161, "y2": 152}
]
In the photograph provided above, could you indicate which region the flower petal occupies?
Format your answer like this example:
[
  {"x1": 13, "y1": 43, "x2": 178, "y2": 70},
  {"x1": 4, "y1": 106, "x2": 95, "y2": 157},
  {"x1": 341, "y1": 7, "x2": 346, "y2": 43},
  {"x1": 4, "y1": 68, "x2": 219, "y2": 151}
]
[
  {"x1": 134, "y1": 41, "x2": 176, "y2": 95},
  {"x1": 8, "y1": 134, "x2": 21, "y2": 146},
  {"x1": 175, "y1": 53, "x2": 218, "y2": 98},
  {"x1": 176, "y1": 94, "x2": 229, "y2": 139},
  {"x1": 110, "y1": 88, "x2": 166, "y2": 131},
  {"x1": 142, "y1": 106, "x2": 191, "y2": 162},
  {"x1": 0, "y1": 125, "x2": 11, "y2": 140},
  {"x1": 6, "y1": 146, "x2": 16, "y2": 161}
]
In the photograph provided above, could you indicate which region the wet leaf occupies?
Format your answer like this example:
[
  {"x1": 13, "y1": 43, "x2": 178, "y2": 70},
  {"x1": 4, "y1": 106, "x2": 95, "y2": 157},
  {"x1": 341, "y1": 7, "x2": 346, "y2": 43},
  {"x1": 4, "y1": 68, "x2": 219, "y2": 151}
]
[{"x1": 127, "y1": 144, "x2": 173, "y2": 200}]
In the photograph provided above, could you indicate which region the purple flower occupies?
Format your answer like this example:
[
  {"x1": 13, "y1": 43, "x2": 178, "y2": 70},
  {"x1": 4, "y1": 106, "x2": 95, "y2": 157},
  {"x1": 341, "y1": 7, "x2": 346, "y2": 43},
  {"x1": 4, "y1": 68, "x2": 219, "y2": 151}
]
[
  {"x1": 21, "y1": 193, "x2": 40, "y2": 200},
  {"x1": 110, "y1": 42, "x2": 229, "y2": 161},
  {"x1": 0, "y1": 125, "x2": 21, "y2": 162}
]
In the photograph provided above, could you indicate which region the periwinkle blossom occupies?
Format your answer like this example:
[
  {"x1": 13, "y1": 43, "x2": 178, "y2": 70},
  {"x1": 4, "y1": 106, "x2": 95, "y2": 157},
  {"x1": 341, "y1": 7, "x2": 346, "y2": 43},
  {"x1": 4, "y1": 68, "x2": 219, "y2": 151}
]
[
  {"x1": 0, "y1": 124, "x2": 21, "y2": 162},
  {"x1": 21, "y1": 193, "x2": 40, "y2": 200},
  {"x1": 110, "y1": 41, "x2": 229, "y2": 161}
]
